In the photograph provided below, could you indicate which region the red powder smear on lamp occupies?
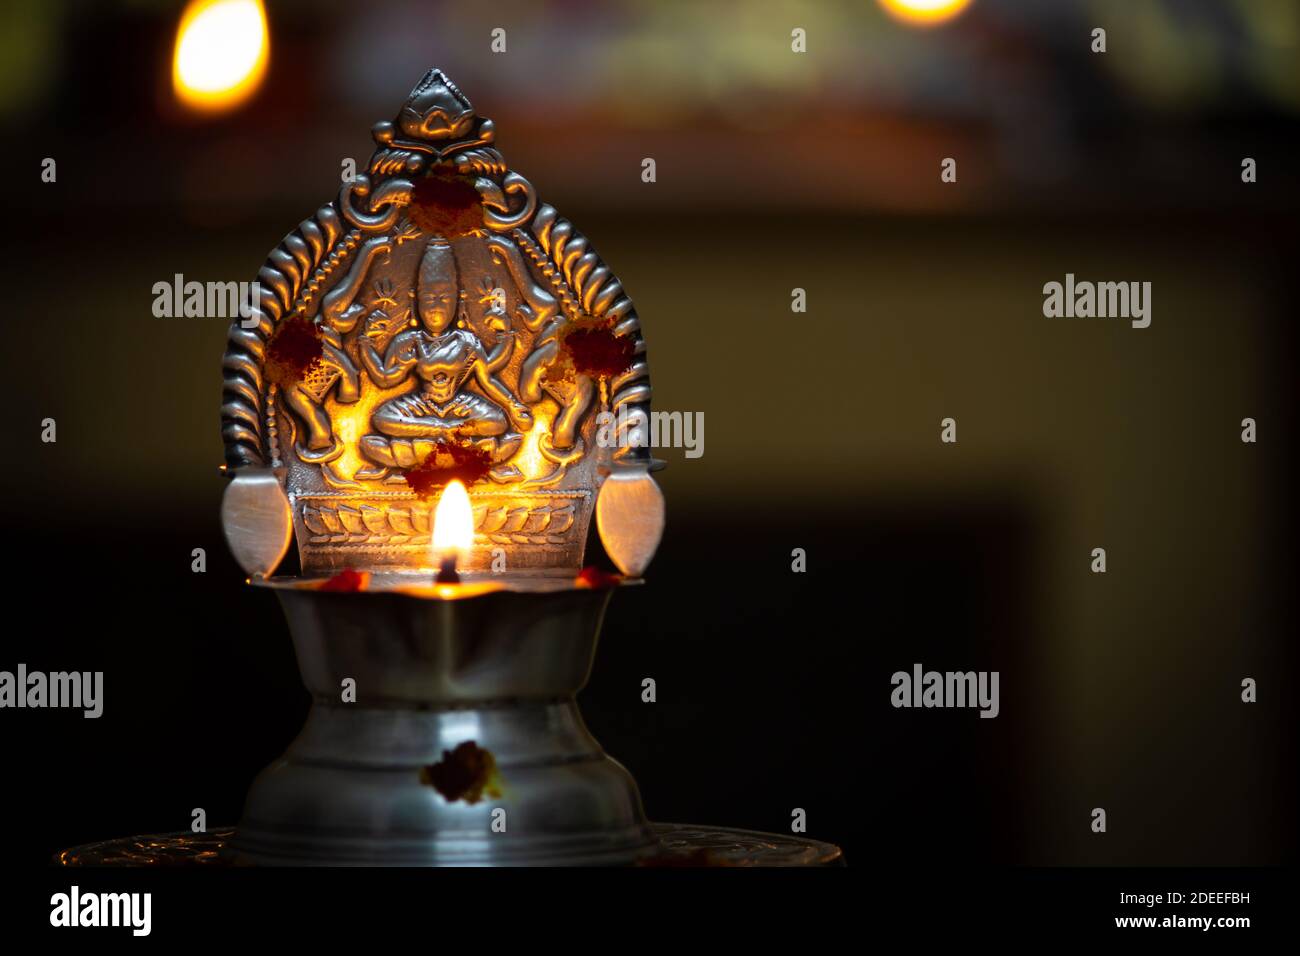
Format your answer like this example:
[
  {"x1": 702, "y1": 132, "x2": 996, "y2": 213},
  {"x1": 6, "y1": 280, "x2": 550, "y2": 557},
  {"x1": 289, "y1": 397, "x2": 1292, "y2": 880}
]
[
  {"x1": 559, "y1": 323, "x2": 636, "y2": 379},
  {"x1": 420, "y1": 742, "x2": 503, "y2": 804},
  {"x1": 264, "y1": 315, "x2": 324, "y2": 388},
  {"x1": 401, "y1": 441, "x2": 493, "y2": 497},
  {"x1": 575, "y1": 565, "x2": 623, "y2": 589},
  {"x1": 319, "y1": 568, "x2": 370, "y2": 592},
  {"x1": 407, "y1": 170, "x2": 484, "y2": 238}
]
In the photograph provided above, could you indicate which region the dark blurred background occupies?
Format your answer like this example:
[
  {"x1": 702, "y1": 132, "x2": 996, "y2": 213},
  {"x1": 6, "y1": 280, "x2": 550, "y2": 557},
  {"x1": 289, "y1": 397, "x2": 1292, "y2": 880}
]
[{"x1": 0, "y1": 0, "x2": 1295, "y2": 869}]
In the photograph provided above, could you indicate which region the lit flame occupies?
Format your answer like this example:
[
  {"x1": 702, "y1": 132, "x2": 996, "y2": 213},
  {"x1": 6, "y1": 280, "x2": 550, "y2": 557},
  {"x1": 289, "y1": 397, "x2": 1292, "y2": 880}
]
[
  {"x1": 173, "y1": 0, "x2": 269, "y2": 113},
  {"x1": 877, "y1": 0, "x2": 973, "y2": 27},
  {"x1": 432, "y1": 480, "x2": 474, "y2": 565}
]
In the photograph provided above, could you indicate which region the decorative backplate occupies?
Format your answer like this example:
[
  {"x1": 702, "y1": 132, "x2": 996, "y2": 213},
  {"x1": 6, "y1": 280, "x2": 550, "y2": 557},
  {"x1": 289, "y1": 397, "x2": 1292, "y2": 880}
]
[{"x1": 220, "y1": 70, "x2": 659, "y2": 576}]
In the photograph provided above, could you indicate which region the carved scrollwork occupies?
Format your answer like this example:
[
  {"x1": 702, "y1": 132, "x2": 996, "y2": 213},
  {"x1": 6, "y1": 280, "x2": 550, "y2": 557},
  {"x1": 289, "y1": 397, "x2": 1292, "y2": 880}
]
[
  {"x1": 221, "y1": 204, "x2": 353, "y2": 469},
  {"x1": 481, "y1": 172, "x2": 537, "y2": 232}
]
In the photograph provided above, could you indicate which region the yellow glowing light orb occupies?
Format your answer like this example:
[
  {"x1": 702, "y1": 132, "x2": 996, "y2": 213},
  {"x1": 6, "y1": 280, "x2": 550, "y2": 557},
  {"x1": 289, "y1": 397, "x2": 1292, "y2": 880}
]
[
  {"x1": 432, "y1": 480, "x2": 474, "y2": 558},
  {"x1": 877, "y1": 0, "x2": 973, "y2": 27},
  {"x1": 173, "y1": 0, "x2": 269, "y2": 113}
]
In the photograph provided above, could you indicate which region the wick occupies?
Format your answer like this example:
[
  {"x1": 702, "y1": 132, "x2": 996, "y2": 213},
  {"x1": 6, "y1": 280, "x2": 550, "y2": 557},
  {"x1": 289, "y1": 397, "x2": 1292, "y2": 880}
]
[{"x1": 436, "y1": 552, "x2": 460, "y2": 585}]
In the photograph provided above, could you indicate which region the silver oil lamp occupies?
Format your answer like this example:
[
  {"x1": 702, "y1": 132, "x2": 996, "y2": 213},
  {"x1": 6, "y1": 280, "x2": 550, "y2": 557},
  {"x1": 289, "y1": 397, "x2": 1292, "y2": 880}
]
[
  {"x1": 218, "y1": 69, "x2": 667, "y2": 865},
  {"x1": 207, "y1": 70, "x2": 842, "y2": 868}
]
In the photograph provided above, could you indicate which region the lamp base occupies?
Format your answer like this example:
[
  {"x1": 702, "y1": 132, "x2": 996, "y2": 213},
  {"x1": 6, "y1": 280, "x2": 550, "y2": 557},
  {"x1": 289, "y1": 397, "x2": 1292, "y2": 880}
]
[
  {"x1": 232, "y1": 696, "x2": 656, "y2": 866},
  {"x1": 59, "y1": 579, "x2": 848, "y2": 867},
  {"x1": 231, "y1": 577, "x2": 654, "y2": 866}
]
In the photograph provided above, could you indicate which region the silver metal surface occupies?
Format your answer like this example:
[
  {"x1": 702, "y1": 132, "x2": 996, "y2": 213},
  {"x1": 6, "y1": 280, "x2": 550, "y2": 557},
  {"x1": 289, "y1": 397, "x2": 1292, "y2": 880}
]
[
  {"x1": 214, "y1": 70, "x2": 688, "y2": 867},
  {"x1": 229, "y1": 579, "x2": 658, "y2": 866},
  {"x1": 595, "y1": 462, "x2": 665, "y2": 577},
  {"x1": 219, "y1": 68, "x2": 663, "y2": 576},
  {"x1": 220, "y1": 467, "x2": 292, "y2": 577}
]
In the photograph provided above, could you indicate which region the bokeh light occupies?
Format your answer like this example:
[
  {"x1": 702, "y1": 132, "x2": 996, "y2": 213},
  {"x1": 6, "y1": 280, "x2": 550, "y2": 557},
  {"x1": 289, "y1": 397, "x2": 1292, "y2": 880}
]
[
  {"x1": 878, "y1": 0, "x2": 973, "y2": 28},
  {"x1": 172, "y1": 0, "x2": 269, "y2": 114}
]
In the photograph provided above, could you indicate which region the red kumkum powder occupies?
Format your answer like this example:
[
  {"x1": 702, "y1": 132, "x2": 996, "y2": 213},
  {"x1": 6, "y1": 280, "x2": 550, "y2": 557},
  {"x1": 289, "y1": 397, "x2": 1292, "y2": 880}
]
[
  {"x1": 560, "y1": 324, "x2": 636, "y2": 379},
  {"x1": 575, "y1": 565, "x2": 623, "y2": 589},
  {"x1": 319, "y1": 568, "x2": 369, "y2": 592},
  {"x1": 407, "y1": 170, "x2": 484, "y2": 238},
  {"x1": 265, "y1": 314, "x2": 324, "y2": 388},
  {"x1": 401, "y1": 441, "x2": 493, "y2": 497}
]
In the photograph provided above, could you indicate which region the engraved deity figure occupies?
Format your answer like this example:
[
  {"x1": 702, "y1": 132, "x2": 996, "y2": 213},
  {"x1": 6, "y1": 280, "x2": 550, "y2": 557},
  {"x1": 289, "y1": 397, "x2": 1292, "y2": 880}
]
[{"x1": 357, "y1": 237, "x2": 532, "y2": 480}]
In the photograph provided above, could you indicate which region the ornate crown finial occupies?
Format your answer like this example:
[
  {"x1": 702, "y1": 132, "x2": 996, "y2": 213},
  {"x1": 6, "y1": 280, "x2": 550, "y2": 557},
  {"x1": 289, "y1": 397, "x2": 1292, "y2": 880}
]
[{"x1": 369, "y1": 68, "x2": 494, "y2": 169}]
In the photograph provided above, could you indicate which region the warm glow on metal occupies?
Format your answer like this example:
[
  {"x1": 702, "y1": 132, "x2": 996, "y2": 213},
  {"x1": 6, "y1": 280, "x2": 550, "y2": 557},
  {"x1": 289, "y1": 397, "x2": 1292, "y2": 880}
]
[
  {"x1": 878, "y1": 0, "x2": 973, "y2": 27},
  {"x1": 173, "y1": 0, "x2": 269, "y2": 113},
  {"x1": 432, "y1": 480, "x2": 474, "y2": 559}
]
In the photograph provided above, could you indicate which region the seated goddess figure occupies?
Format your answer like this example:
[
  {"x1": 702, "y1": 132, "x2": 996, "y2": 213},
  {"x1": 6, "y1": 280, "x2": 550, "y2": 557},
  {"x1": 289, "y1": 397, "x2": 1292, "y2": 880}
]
[{"x1": 357, "y1": 237, "x2": 532, "y2": 479}]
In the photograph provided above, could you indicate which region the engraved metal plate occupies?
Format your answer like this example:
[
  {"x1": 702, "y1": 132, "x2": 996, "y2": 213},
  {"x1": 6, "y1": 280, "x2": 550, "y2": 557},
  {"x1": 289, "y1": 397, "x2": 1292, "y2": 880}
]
[{"x1": 220, "y1": 70, "x2": 659, "y2": 575}]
